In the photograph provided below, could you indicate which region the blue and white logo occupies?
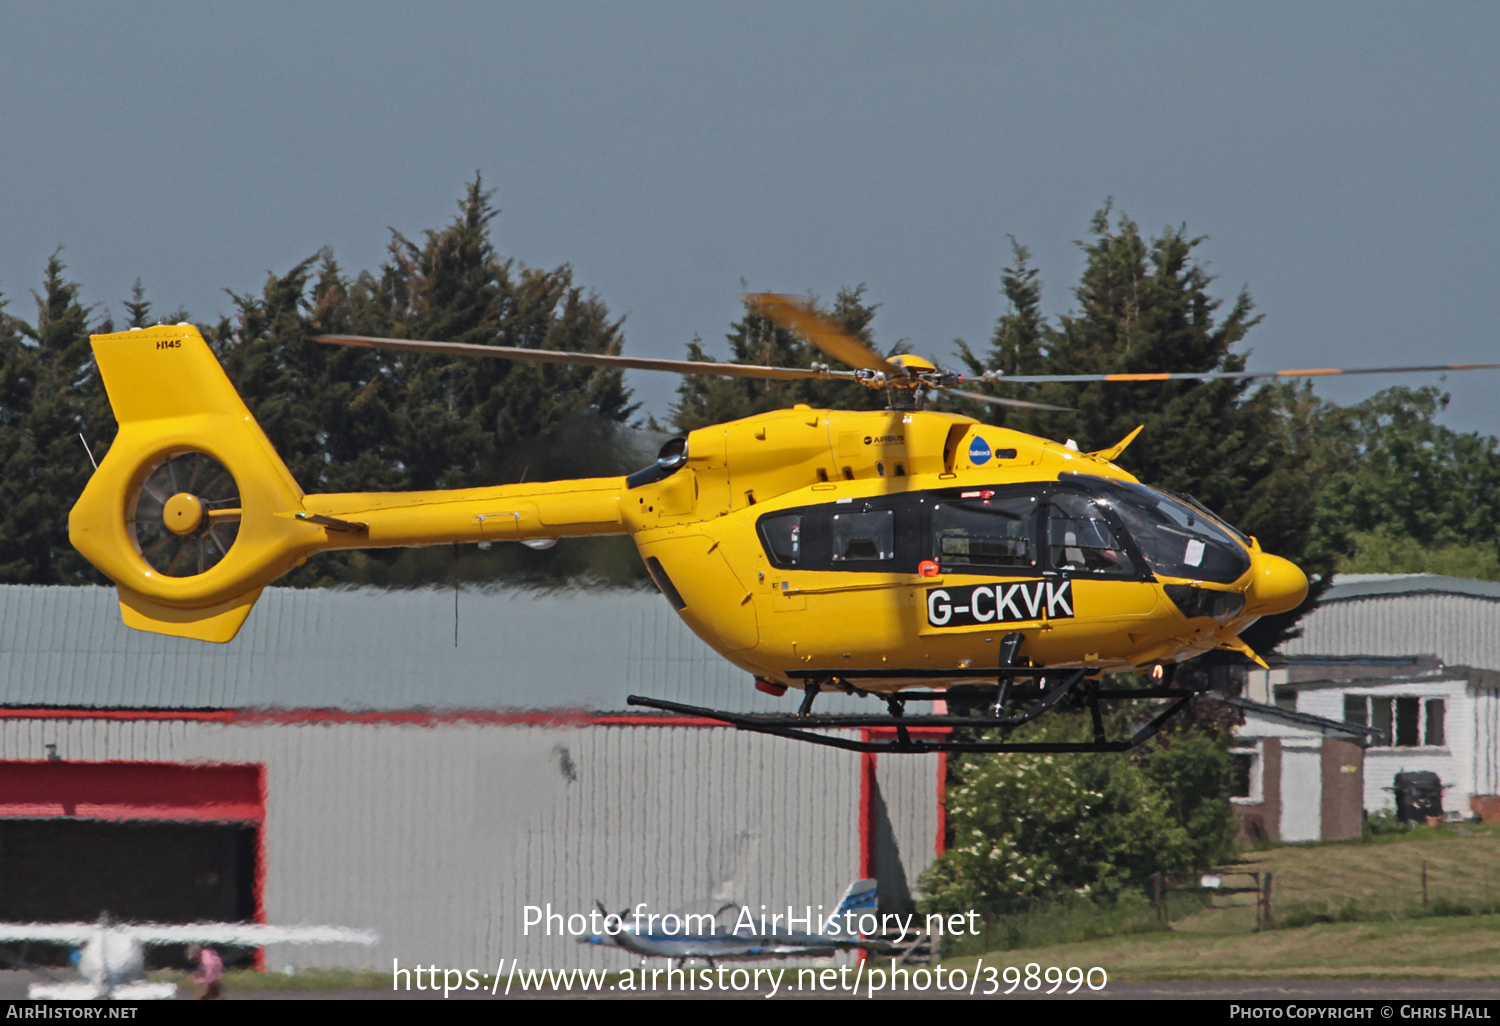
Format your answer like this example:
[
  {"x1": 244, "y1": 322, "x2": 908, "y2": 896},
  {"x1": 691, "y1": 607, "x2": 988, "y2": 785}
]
[{"x1": 968, "y1": 436, "x2": 992, "y2": 465}]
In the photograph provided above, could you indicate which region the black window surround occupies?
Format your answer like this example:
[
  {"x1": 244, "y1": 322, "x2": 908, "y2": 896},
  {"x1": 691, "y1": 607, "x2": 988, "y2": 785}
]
[{"x1": 753, "y1": 482, "x2": 1161, "y2": 582}]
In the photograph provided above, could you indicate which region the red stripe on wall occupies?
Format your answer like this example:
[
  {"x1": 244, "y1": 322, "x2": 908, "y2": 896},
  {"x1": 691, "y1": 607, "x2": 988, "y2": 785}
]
[
  {"x1": 0, "y1": 707, "x2": 733, "y2": 728},
  {"x1": 0, "y1": 761, "x2": 263, "y2": 822},
  {"x1": 856, "y1": 732, "x2": 877, "y2": 966},
  {"x1": 0, "y1": 708, "x2": 236, "y2": 722}
]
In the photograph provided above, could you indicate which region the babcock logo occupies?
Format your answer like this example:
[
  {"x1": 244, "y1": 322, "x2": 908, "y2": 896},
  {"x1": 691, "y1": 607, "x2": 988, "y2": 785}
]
[
  {"x1": 926, "y1": 580, "x2": 1074, "y2": 628},
  {"x1": 968, "y1": 436, "x2": 991, "y2": 465}
]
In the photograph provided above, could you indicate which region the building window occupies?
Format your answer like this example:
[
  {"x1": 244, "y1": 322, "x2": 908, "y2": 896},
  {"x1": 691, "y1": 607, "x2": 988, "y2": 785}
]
[
  {"x1": 1425, "y1": 698, "x2": 1446, "y2": 747},
  {"x1": 1345, "y1": 694, "x2": 1445, "y2": 747},
  {"x1": 1229, "y1": 746, "x2": 1261, "y2": 803}
]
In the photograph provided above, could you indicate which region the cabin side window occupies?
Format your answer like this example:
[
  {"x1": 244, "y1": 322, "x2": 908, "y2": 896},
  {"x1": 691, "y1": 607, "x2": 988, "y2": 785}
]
[
  {"x1": 757, "y1": 500, "x2": 915, "y2": 571},
  {"x1": 831, "y1": 509, "x2": 894, "y2": 562},
  {"x1": 932, "y1": 494, "x2": 1039, "y2": 572}
]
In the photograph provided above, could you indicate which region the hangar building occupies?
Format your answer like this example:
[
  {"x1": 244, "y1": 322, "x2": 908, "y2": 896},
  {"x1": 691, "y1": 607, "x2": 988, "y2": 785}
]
[{"x1": 0, "y1": 584, "x2": 942, "y2": 973}]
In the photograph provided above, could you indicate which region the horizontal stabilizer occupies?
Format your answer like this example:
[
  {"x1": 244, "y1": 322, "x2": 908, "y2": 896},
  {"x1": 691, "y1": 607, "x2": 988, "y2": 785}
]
[{"x1": 117, "y1": 587, "x2": 264, "y2": 644}]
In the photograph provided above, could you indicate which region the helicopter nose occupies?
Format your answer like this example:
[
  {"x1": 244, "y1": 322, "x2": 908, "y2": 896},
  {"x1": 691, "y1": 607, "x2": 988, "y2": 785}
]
[{"x1": 1245, "y1": 553, "x2": 1308, "y2": 616}]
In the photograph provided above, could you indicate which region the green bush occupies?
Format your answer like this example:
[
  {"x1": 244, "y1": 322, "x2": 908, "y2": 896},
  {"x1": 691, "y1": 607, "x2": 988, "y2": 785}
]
[
  {"x1": 919, "y1": 709, "x2": 1239, "y2": 920},
  {"x1": 920, "y1": 749, "x2": 1192, "y2": 916}
]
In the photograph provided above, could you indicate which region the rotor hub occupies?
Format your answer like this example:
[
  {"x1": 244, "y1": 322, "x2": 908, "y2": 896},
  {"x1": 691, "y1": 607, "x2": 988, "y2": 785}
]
[
  {"x1": 162, "y1": 492, "x2": 207, "y2": 536},
  {"x1": 129, "y1": 452, "x2": 242, "y2": 578}
]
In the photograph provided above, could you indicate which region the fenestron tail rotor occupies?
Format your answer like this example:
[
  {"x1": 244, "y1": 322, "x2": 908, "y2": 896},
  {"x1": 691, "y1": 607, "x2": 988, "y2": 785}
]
[{"x1": 128, "y1": 453, "x2": 242, "y2": 578}]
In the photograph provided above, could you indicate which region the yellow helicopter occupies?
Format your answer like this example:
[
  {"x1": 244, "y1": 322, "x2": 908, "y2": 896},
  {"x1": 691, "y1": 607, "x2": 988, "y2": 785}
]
[{"x1": 65, "y1": 296, "x2": 1498, "y2": 753}]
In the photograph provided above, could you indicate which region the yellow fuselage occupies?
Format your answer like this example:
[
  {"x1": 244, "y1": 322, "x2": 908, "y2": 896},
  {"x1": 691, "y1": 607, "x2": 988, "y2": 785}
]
[{"x1": 69, "y1": 326, "x2": 1307, "y2": 680}]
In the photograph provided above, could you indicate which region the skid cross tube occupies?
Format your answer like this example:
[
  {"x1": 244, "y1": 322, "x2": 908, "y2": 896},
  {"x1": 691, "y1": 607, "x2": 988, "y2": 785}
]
[{"x1": 624, "y1": 687, "x2": 1201, "y2": 754}]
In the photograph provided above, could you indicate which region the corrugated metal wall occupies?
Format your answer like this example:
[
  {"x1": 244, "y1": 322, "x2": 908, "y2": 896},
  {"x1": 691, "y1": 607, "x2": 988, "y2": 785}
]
[
  {"x1": 1284, "y1": 592, "x2": 1500, "y2": 673},
  {"x1": 0, "y1": 585, "x2": 867, "y2": 714},
  {"x1": 1, "y1": 717, "x2": 939, "y2": 972}
]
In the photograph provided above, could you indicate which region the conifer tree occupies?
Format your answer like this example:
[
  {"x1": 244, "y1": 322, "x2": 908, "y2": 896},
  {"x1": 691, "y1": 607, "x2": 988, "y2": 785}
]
[
  {"x1": 0, "y1": 253, "x2": 113, "y2": 583},
  {"x1": 967, "y1": 207, "x2": 1330, "y2": 652},
  {"x1": 955, "y1": 238, "x2": 1049, "y2": 427},
  {"x1": 123, "y1": 279, "x2": 152, "y2": 329},
  {"x1": 208, "y1": 177, "x2": 643, "y2": 586}
]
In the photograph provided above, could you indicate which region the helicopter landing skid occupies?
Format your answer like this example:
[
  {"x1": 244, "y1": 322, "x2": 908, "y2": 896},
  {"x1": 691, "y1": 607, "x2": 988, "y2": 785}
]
[{"x1": 625, "y1": 669, "x2": 1206, "y2": 755}]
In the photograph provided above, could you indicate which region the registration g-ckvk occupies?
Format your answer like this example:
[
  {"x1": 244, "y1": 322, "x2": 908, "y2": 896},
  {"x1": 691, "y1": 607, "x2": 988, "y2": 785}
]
[{"x1": 926, "y1": 580, "x2": 1074, "y2": 628}]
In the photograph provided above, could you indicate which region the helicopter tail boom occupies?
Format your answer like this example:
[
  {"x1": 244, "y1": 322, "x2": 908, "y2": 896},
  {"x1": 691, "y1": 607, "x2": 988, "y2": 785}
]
[
  {"x1": 70, "y1": 325, "x2": 627, "y2": 643},
  {"x1": 298, "y1": 480, "x2": 626, "y2": 549}
]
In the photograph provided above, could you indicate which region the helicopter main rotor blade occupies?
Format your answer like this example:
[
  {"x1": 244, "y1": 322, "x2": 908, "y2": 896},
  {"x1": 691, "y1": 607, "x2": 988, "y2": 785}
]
[
  {"x1": 935, "y1": 386, "x2": 1072, "y2": 412},
  {"x1": 314, "y1": 335, "x2": 859, "y2": 383},
  {"x1": 744, "y1": 293, "x2": 897, "y2": 374},
  {"x1": 983, "y1": 362, "x2": 1500, "y2": 384}
]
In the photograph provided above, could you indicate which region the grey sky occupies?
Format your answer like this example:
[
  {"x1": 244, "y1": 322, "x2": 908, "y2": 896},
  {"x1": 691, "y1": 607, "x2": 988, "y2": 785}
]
[{"x1": 3, "y1": 2, "x2": 1496, "y2": 436}]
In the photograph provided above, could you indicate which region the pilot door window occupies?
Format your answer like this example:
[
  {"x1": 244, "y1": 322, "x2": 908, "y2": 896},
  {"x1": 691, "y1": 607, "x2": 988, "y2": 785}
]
[
  {"x1": 759, "y1": 513, "x2": 802, "y2": 565},
  {"x1": 1047, "y1": 491, "x2": 1138, "y2": 576},
  {"x1": 932, "y1": 494, "x2": 1039, "y2": 572}
]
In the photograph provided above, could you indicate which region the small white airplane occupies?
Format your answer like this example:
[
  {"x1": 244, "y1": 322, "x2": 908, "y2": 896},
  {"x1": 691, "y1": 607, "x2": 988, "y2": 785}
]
[
  {"x1": 582, "y1": 879, "x2": 905, "y2": 966},
  {"x1": 0, "y1": 918, "x2": 377, "y2": 1000}
]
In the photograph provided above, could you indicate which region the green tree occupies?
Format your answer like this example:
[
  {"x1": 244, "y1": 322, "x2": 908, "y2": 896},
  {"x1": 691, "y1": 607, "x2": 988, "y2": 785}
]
[
  {"x1": 964, "y1": 207, "x2": 1333, "y2": 652},
  {"x1": 123, "y1": 279, "x2": 152, "y2": 329},
  {"x1": 343, "y1": 176, "x2": 636, "y2": 490},
  {"x1": 919, "y1": 706, "x2": 1237, "y2": 918},
  {"x1": 211, "y1": 177, "x2": 645, "y2": 587},
  {"x1": 1004, "y1": 208, "x2": 1266, "y2": 514},
  {"x1": 1139, "y1": 727, "x2": 1240, "y2": 870},
  {"x1": 955, "y1": 237, "x2": 1050, "y2": 427},
  {"x1": 0, "y1": 253, "x2": 114, "y2": 583},
  {"x1": 1309, "y1": 386, "x2": 1500, "y2": 579},
  {"x1": 919, "y1": 748, "x2": 1193, "y2": 915}
]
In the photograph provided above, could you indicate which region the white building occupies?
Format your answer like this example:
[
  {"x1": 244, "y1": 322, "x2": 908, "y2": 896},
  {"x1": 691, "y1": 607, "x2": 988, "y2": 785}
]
[
  {"x1": 1249, "y1": 575, "x2": 1500, "y2": 823},
  {"x1": 1225, "y1": 698, "x2": 1373, "y2": 843}
]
